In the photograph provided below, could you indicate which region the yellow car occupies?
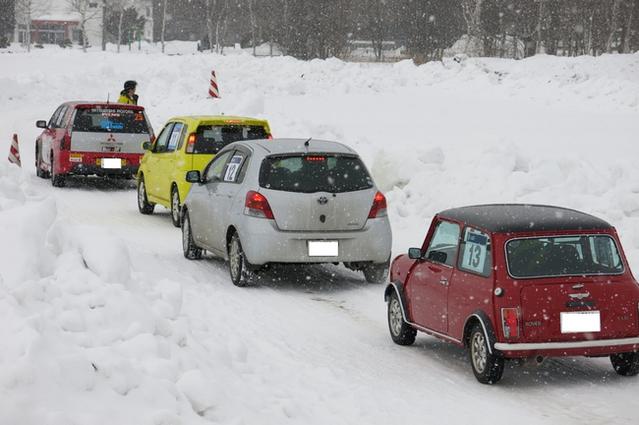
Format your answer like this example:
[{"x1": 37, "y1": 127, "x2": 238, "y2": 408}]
[{"x1": 136, "y1": 115, "x2": 272, "y2": 226}]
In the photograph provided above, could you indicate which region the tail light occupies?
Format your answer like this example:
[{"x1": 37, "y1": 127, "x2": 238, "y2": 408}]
[
  {"x1": 267, "y1": 134, "x2": 273, "y2": 140},
  {"x1": 185, "y1": 133, "x2": 197, "y2": 153},
  {"x1": 368, "y1": 191, "x2": 387, "y2": 218},
  {"x1": 501, "y1": 307, "x2": 520, "y2": 339},
  {"x1": 60, "y1": 132, "x2": 71, "y2": 150},
  {"x1": 244, "y1": 191, "x2": 274, "y2": 219}
]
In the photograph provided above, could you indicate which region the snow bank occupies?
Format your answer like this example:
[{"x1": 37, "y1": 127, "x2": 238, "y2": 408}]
[{"x1": 1, "y1": 49, "x2": 639, "y2": 424}]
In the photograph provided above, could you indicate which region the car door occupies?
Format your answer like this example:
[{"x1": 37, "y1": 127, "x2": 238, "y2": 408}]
[
  {"x1": 145, "y1": 123, "x2": 173, "y2": 200},
  {"x1": 41, "y1": 105, "x2": 65, "y2": 168},
  {"x1": 206, "y1": 149, "x2": 250, "y2": 253},
  {"x1": 407, "y1": 220, "x2": 461, "y2": 334},
  {"x1": 155, "y1": 122, "x2": 185, "y2": 203},
  {"x1": 190, "y1": 149, "x2": 234, "y2": 251}
]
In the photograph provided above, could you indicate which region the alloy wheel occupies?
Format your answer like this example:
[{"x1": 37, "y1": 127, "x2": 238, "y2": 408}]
[
  {"x1": 389, "y1": 298, "x2": 403, "y2": 336},
  {"x1": 471, "y1": 332, "x2": 488, "y2": 374}
]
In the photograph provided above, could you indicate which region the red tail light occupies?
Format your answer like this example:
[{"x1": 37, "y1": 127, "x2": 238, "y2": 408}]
[
  {"x1": 244, "y1": 191, "x2": 274, "y2": 219},
  {"x1": 185, "y1": 133, "x2": 197, "y2": 153},
  {"x1": 368, "y1": 191, "x2": 387, "y2": 218},
  {"x1": 266, "y1": 134, "x2": 273, "y2": 140},
  {"x1": 501, "y1": 308, "x2": 520, "y2": 339},
  {"x1": 60, "y1": 132, "x2": 71, "y2": 150}
]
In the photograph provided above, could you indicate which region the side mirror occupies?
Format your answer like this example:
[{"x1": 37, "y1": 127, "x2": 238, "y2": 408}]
[
  {"x1": 142, "y1": 141, "x2": 151, "y2": 151},
  {"x1": 185, "y1": 170, "x2": 201, "y2": 183},
  {"x1": 408, "y1": 248, "x2": 422, "y2": 260},
  {"x1": 36, "y1": 120, "x2": 48, "y2": 129},
  {"x1": 427, "y1": 250, "x2": 448, "y2": 264}
]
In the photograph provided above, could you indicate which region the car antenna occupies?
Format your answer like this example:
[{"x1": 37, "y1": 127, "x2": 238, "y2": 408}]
[
  {"x1": 106, "y1": 93, "x2": 110, "y2": 104},
  {"x1": 304, "y1": 137, "x2": 312, "y2": 148}
]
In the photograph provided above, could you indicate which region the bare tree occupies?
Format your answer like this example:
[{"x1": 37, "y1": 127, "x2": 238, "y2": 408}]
[
  {"x1": 15, "y1": 0, "x2": 50, "y2": 52},
  {"x1": 160, "y1": 0, "x2": 167, "y2": 53},
  {"x1": 205, "y1": 0, "x2": 229, "y2": 53},
  {"x1": 461, "y1": 0, "x2": 484, "y2": 55},
  {"x1": 67, "y1": 0, "x2": 101, "y2": 52}
]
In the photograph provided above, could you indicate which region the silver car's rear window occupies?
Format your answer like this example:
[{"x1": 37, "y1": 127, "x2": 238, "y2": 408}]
[
  {"x1": 259, "y1": 154, "x2": 373, "y2": 193},
  {"x1": 505, "y1": 235, "x2": 624, "y2": 278},
  {"x1": 73, "y1": 108, "x2": 149, "y2": 134}
]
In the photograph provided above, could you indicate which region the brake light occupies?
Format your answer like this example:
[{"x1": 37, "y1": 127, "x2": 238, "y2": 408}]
[
  {"x1": 185, "y1": 133, "x2": 197, "y2": 153},
  {"x1": 61, "y1": 132, "x2": 71, "y2": 150},
  {"x1": 244, "y1": 191, "x2": 274, "y2": 219},
  {"x1": 501, "y1": 307, "x2": 520, "y2": 339},
  {"x1": 368, "y1": 191, "x2": 387, "y2": 218},
  {"x1": 267, "y1": 134, "x2": 273, "y2": 140},
  {"x1": 305, "y1": 156, "x2": 326, "y2": 162}
]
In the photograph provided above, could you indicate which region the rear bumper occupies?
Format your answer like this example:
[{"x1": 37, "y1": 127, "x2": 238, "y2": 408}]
[
  {"x1": 239, "y1": 216, "x2": 392, "y2": 266},
  {"x1": 57, "y1": 151, "x2": 142, "y2": 176},
  {"x1": 495, "y1": 336, "x2": 639, "y2": 358}
]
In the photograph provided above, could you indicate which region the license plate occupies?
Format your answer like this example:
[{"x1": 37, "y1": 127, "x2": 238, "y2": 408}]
[
  {"x1": 69, "y1": 153, "x2": 83, "y2": 163},
  {"x1": 560, "y1": 311, "x2": 601, "y2": 333},
  {"x1": 101, "y1": 158, "x2": 122, "y2": 169},
  {"x1": 308, "y1": 241, "x2": 339, "y2": 257}
]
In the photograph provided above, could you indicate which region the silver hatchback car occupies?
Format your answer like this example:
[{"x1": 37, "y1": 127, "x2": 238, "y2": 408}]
[{"x1": 181, "y1": 138, "x2": 392, "y2": 286}]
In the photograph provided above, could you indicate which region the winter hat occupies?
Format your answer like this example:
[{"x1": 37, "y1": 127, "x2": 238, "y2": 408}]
[{"x1": 124, "y1": 80, "x2": 137, "y2": 90}]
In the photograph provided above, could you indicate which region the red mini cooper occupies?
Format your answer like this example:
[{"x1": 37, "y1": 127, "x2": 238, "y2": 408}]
[
  {"x1": 385, "y1": 204, "x2": 639, "y2": 384},
  {"x1": 35, "y1": 102, "x2": 154, "y2": 187}
]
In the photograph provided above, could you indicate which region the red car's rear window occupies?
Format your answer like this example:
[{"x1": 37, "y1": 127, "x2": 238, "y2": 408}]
[{"x1": 73, "y1": 108, "x2": 150, "y2": 134}]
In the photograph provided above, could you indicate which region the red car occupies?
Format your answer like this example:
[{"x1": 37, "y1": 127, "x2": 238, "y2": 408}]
[
  {"x1": 35, "y1": 102, "x2": 154, "y2": 187},
  {"x1": 386, "y1": 204, "x2": 639, "y2": 384}
]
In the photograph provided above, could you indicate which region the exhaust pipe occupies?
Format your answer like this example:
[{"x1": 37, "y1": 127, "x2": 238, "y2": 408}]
[{"x1": 535, "y1": 355, "x2": 545, "y2": 365}]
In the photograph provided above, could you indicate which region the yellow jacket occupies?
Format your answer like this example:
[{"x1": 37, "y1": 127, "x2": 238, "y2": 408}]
[{"x1": 118, "y1": 91, "x2": 138, "y2": 105}]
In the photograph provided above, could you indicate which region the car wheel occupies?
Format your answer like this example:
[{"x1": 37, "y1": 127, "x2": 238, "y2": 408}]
[
  {"x1": 611, "y1": 352, "x2": 639, "y2": 376},
  {"x1": 228, "y1": 232, "x2": 254, "y2": 287},
  {"x1": 469, "y1": 323, "x2": 504, "y2": 384},
  {"x1": 387, "y1": 291, "x2": 416, "y2": 345},
  {"x1": 36, "y1": 145, "x2": 44, "y2": 178},
  {"x1": 137, "y1": 177, "x2": 155, "y2": 215},
  {"x1": 182, "y1": 211, "x2": 202, "y2": 260},
  {"x1": 51, "y1": 153, "x2": 65, "y2": 187},
  {"x1": 171, "y1": 185, "x2": 181, "y2": 228},
  {"x1": 363, "y1": 262, "x2": 389, "y2": 284}
]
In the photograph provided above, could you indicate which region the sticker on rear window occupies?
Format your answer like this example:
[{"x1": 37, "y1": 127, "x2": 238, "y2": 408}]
[
  {"x1": 461, "y1": 228, "x2": 488, "y2": 274},
  {"x1": 224, "y1": 155, "x2": 244, "y2": 182}
]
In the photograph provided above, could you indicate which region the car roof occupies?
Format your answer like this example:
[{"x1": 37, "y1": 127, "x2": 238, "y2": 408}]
[
  {"x1": 63, "y1": 101, "x2": 145, "y2": 110},
  {"x1": 438, "y1": 204, "x2": 613, "y2": 233},
  {"x1": 166, "y1": 115, "x2": 269, "y2": 125},
  {"x1": 239, "y1": 138, "x2": 357, "y2": 156}
]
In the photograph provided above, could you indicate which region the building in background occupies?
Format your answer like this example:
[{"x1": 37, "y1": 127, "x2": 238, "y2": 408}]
[{"x1": 13, "y1": 0, "x2": 153, "y2": 48}]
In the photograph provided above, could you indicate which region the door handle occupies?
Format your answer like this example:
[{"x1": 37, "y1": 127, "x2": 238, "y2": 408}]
[
  {"x1": 427, "y1": 265, "x2": 442, "y2": 273},
  {"x1": 439, "y1": 278, "x2": 448, "y2": 286}
]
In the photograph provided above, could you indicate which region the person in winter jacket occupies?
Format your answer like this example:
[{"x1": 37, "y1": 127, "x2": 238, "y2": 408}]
[{"x1": 118, "y1": 80, "x2": 139, "y2": 105}]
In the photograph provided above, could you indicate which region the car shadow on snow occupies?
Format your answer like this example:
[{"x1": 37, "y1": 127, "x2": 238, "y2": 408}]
[
  {"x1": 199, "y1": 253, "x2": 371, "y2": 294},
  {"x1": 56, "y1": 176, "x2": 137, "y2": 191},
  {"x1": 412, "y1": 336, "x2": 625, "y2": 388}
]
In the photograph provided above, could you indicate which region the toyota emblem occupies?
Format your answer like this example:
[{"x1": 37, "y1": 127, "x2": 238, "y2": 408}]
[{"x1": 317, "y1": 196, "x2": 328, "y2": 205}]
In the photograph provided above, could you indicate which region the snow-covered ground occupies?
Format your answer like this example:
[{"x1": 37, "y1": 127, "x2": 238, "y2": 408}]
[{"x1": 1, "y1": 47, "x2": 639, "y2": 424}]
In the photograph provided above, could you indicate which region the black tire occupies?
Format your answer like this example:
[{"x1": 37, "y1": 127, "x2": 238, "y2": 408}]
[
  {"x1": 228, "y1": 232, "x2": 254, "y2": 287},
  {"x1": 611, "y1": 352, "x2": 639, "y2": 376},
  {"x1": 170, "y1": 185, "x2": 181, "y2": 228},
  {"x1": 468, "y1": 323, "x2": 504, "y2": 384},
  {"x1": 363, "y1": 262, "x2": 389, "y2": 284},
  {"x1": 51, "y1": 153, "x2": 65, "y2": 187},
  {"x1": 36, "y1": 145, "x2": 44, "y2": 178},
  {"x1": 181, "y1": 211, "x2": 202, "y2": 260},
  {"x1": 387, "y1": 291, "x2": 416, "y2": 345},
  {"x1": 137, "y1": 176, "x2": 155, "y2": 215}
]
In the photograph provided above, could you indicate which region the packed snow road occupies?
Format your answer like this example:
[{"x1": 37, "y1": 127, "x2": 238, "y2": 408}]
[
  {"x1": 2, "y1": 47, "x2": 639, "y2": 424},
  {"x1": 35, "y1": 176, "x2": 639, "y2": 425}
]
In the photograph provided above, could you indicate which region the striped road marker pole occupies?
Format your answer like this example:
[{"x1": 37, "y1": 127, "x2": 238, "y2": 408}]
[
  {"x1": 209, "y1": 70, "x2": 220, "y2": 98},
  {"x1": 8, "y1": 134, "x2": 21, "y2": 167}
]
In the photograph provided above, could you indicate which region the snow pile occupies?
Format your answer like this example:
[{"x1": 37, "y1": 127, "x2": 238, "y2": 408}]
[
  {"x1": 0, "y1": 162, "x2": 233, "y2": 424},
  {"x1": 1, "y1": 49, "x2": 639, "y2": 424}
]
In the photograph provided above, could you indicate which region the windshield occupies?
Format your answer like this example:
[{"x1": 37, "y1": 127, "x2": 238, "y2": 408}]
[
  {"x1": 259, "y1": 154, "x2": 374, "y2": 193},
  {"x1": 506, "y1": 235, "x2": 624, "y2": 278},
  {"x1": 192, "y1": 125, "x2": 268, "y2": 154},
  {"x1": 73, "y1": 108, "x2": 149, "y2": 134}
]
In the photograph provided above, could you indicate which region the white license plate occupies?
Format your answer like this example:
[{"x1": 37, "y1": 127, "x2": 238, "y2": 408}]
[
  {"x1": 308, "y1": 241, "x2": 339, "y2": 257},
  {"x1": 560, "y1": 311, "x2": 601, "y2": 333},
  {"x1": 101, "y1": 158, "x2": 122, "y2": 169}
]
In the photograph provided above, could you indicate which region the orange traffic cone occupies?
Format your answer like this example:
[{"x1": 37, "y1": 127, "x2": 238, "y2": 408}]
[{"x1": 8, "y1": 134, "x2": 21, "y2": 167}]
